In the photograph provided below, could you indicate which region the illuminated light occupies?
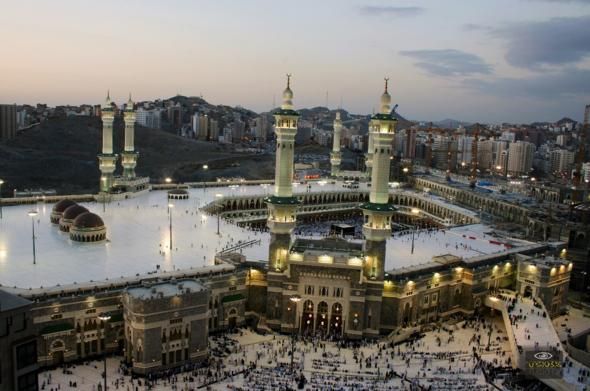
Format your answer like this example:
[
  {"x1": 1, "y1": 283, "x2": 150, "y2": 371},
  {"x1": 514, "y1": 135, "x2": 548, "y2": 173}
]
[
  {"x1": 568, "y1": 263, "x2": 573, "y2": 271},
  {"x1": 493, "y1": 265, "x2": 499, "y2": 271},
  {"x1": 550, "y1": 267, "x2": 556, "y2": 276},
  {"x1": 489, "y1": 297, "x2": 499, "y2": 302},
  {"x1": 455, "y1": 267, "x2": 463, "y2": 273},
  {"x1": 403, "y1": 167, "x2": 409, "y2": 173},
  {"x1": 202, "y1": 164, "x2": 208, "y2": 170},
  {"x1": 348, "y1": 257, "x2": 363, "y2": 266},
  {"x1": 411, "y1": 208, "x2": 420, "y2": 214},
  {"x1": 289, "y1": 253, "x2": 303, "y2": 262},
  {"x1": 318, "y1": 255, "x2": 333, "y2": 264},
  {"x1": 165, "y1": 177, "x2": 172, "y2": 183},
  {"x1": 407, "y1": 280, "x2": 414, "y2": 285},
  {"x1": 433, "y1": 273, "x2": 440, "y2": 278},
  {"x1": 505, "y1": 262, "x2": 511, "y2": 267}
]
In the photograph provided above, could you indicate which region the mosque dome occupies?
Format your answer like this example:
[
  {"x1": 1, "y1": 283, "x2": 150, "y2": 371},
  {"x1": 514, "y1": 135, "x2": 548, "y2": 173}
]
[
  {"x1": 53, "y1": 199, "x2": 77, "y2": 213},
  {"x1": 70, "y1": 212, "x2": 107, "y2": 243},
  {"x1": 62, "y1": 205, "x2": 89, "y2": 221},
  {"x1": 73, "y1": 212, "x2": 105, "y2": 229},
  {"x1": 50, "y1": 199, "x2": 77, "y2": 224}
]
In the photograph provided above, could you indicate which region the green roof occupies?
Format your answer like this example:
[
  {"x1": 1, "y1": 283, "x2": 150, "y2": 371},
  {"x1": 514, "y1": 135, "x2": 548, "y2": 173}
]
[
  {"x1": 371, "y1": 113, "x2": 397, "y2": 121},
  {"x1": 360, "y1": 202, "x2": 397, "y2": 212},
  {"x1": 264, "y1": 196, "x2": 300, "y2": 205},
  {"x1": 221, "y1": 293, "x2": 244, "y2": 303},
  {"x1": 40, "y1": 323, "x2": 74, "y2": 335},
  {"x1": 274, "y1": 109, "x2": 300, "y2": 117}
]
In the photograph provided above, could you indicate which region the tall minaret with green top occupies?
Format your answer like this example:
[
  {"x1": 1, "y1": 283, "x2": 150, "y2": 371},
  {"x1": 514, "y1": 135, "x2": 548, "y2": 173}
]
[
  {"x1": 264, "y1": 75, "x2": 300, "y2": 331},
  {"x1": 98, "y1": 91, "x2": 118, "y2": 192},
  {"x1": 330, "y1": 111, "x2": 342, "y2": 177},
  {"x1": 360, "y1": 78, "x2": 397, "y2": 335},
  {"x1": 121, "y1": 94, "x2": 139, "y2": 178}
]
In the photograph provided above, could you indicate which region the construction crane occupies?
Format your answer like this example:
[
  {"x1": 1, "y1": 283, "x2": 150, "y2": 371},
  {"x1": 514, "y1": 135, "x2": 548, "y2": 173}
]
[{"x1": 470, "y1": 124, "x2": 480, "y2": 188}]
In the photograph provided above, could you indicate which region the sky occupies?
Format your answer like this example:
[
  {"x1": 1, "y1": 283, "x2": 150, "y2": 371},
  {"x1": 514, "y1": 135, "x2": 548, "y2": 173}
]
[{"x1": 0, "y1": 0, "x2": 589, "y2": 123}]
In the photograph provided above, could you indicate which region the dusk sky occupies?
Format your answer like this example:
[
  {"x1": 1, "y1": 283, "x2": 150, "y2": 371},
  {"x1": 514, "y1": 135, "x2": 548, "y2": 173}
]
[{"x1": 1, "y1": 0, "x2": 589, "y2": 123}]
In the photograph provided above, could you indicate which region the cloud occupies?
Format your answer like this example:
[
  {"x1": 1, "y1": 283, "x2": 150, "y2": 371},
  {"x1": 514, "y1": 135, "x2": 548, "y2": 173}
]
[
  {"x1": 462, "y1": 23, "x2": 492, "y2": 32},
  {"x1": 399, "y1": 49, "x2": 492, "y2": 76},
  {"x1": 359, "y1": 6, "x2": 424, "y2": 17},
  {"x1": 527, "y1": 0, "x2": 590, "y2": 3},
  {"x1": 461, "y1": 67, "x2": 590, "y2": 99},
  {"x1": 495, "y1": 15, "x2": 590, "y2": 69}
]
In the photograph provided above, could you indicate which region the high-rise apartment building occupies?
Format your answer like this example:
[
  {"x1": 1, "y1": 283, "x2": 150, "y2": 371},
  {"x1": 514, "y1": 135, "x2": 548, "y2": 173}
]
[
  {"x1": 507, "y1": 141, "x2": 535, "y2": 176},
  {"x1": 0, "y1": 104, "x2": 17, "y2": 140},
  {"x1": 549, "y1": 149, "x2": 575, "y2": 174},
  {"x1": 136, "y1": 108, "x2": 162, "y2": 129}
]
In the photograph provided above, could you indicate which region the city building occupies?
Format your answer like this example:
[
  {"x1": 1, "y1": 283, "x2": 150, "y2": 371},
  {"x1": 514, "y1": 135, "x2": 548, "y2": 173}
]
[
  {"x1": 0, "y1": 290, "x2": 38, "y2": 391},
  {"x1": 549, "y1": 149, "x2": 575, "y2": 174},
  {"x1": 507, "y1": 141, "x2": 535, "y2": 177},
  {"x1": 0, "y1": 104, "x2": 17, "y2": 140},
  {"x1": 122, "y1": 280, "x2": 209, "y2": 374},
  {"x1": 136, "y1": 107, "x2": 162, "y2": 129}
]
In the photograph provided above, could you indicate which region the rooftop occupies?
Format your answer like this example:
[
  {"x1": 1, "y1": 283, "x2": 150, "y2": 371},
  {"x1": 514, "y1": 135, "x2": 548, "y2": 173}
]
[
  {"x1": 126, "y1": 279, "x2": 205, "y2": 300},
  {"x1": 0, "y1": 180, "x2": 534, "y2": 290},
  {"x1": 0, "y1": 289, "x2": 31, "y2": 312}
]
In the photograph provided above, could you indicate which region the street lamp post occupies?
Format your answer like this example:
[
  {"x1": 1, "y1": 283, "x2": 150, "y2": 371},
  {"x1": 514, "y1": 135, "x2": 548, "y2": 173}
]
[
  {"x1": 28, "y1": 210, "x2": 38, "y2": 265},
  {"x1": 98, "y1": 312, "x2": 112, "y2": 391},
  {"x1": 100, "y1": 176, "x2": 107, "y2": 212},
  {"x1": 410, "y1": 208, "x2": 419, "y2": 254},
  {"x1": 168, "y1": 203, "x2": 174, "y2": 251},
  {"x1": 0, "y1": 179, "x2": 4, "y2": 219},
  {"x1": 289, "y1": 294, "x2": 302, "y2": 374},
  {"x1": 215, "y1": 193, "x2": 223, "y2": 235}
]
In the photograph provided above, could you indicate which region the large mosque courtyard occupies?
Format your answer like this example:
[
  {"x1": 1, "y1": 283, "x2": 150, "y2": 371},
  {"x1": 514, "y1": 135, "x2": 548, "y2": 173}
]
[{"x1": 0, "y1": 180, "x2": 530, "y2": 290}]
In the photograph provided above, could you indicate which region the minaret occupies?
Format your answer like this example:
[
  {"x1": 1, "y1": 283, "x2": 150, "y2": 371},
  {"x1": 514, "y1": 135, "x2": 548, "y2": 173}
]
[
  {"x1": 121, "y1": 94, "x2": 139, "y2": 178},
  {"x1": 264, "y1": 75, "x2": 300, "y2": 331},
  {"x1": 330, "y1": 111, "x2": 342, "y2": 177},
  {"x1": 360, "y1": 78, "x2": 397, "y2": 335},
  {"x1": 98, "y1": 91, "x2": 118, "y2": 192},
  {"x1": 266, "y1": 74, "x2": 300, "y2": 271}
]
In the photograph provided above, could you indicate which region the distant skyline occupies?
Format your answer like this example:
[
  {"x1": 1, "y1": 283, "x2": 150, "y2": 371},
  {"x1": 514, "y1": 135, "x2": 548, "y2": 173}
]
[{"x1": 1, "y1": 0, "x2": 589, "y2": 123}]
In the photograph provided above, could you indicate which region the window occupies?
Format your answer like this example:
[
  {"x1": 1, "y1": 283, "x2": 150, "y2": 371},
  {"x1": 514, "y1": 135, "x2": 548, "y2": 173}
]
[
  {"x1": 431, "y1": 293, "x2": 438, "y2": 304},
  {"x1": 423, "y1": 296, "x2": 429, "y2": 305},
  {"x1": 17, "y1": 372, "x2": 38, "y2": 391},
  {"x1": 16, "y1": 341, "x2": 36, "y2": 370},
  {"x1": 305, "y1": 285, "x2": 314, "y2": 295}
]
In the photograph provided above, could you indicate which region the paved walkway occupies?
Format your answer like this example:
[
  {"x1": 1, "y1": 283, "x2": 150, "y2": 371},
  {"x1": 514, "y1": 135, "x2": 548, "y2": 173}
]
[{"x1": 490, "y1": 291, "x2": 590, "y2": 390}]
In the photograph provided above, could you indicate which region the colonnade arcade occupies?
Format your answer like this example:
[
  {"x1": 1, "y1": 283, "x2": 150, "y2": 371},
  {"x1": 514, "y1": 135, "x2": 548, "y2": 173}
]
[
  {"x1": 204, "y1": 189, "x2": 478, "y2": 226},
  {"x1": 412, "y1": 177, "x2": 530, "y2": 225},
  {"x1": 289, "y1": 299, "x2": 345, "y2": 337}
]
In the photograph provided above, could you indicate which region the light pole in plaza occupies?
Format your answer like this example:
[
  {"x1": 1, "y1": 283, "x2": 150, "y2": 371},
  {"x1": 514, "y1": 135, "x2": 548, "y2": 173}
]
[
  {"x1": 0, "y1": 178, "x2": 4, "y2": 219},
  {"x1": 215, "y1": 193, "x2": 223, "y2": 235},
  {"x1": 28, "y1": 210, "x2": 38, "y2": 265},
  {"x1": 289, "y1": 294, "x2": 302, "y2": 374},
  {"x1": 100, "y1": 176, "x2": 107, "y2": 212},
  {"x1": 410, "y1": 208, "x2": 420, "y2": 254},
  {"x1": 98, "y1": 312, "x2": 111, "y2": 391},
  {"x1": 168, "y1": 203, "x2": 174, "y2": 251}
]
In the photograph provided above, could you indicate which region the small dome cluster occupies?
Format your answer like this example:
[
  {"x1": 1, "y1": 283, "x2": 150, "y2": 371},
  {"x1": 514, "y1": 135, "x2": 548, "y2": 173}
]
[{"x1": 51, "y1": 200, "x2": 106, "y2": 243}]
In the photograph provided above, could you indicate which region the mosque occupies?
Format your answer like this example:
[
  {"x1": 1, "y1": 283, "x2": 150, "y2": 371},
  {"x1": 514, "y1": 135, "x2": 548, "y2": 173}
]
[{"x1": 0, "y1": 77, "x2": 573, "y2": 384}]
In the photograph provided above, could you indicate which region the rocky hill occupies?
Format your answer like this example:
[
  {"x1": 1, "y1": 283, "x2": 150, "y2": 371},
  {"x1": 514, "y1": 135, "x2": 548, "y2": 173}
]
[{"x1": 0, "y1": 116, "x2": 268, "y2": 195}]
